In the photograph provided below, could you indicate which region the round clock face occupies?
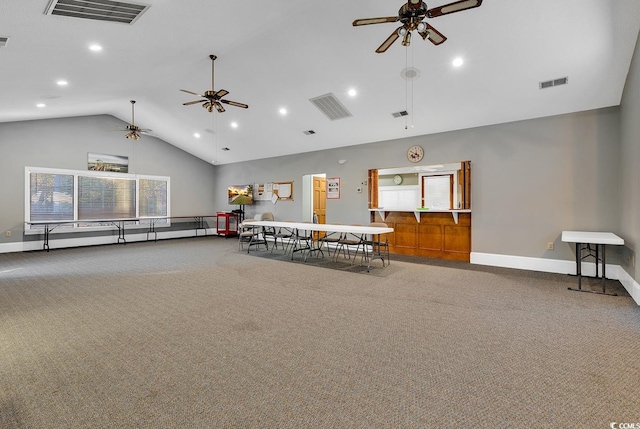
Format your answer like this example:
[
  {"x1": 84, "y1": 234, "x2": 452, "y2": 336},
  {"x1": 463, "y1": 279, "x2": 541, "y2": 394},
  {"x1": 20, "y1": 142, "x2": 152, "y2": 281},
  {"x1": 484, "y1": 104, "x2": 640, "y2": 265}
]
[
  {"x1": 393, "y1": 174, "x2": 403, "y2": 185},
  {"x1": 407, "y1": 145, "x2": 424, "y2": 163}
]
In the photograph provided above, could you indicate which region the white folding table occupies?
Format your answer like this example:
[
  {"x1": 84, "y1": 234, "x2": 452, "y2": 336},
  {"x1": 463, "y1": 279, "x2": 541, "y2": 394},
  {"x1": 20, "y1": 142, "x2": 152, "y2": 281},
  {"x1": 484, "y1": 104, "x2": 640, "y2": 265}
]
[
  {"x1": 561, "y1": 231, "x2": 624, "y2": 296},
  {"x1": 244, "y1": 221, "x2": 394, "y2": 271}
]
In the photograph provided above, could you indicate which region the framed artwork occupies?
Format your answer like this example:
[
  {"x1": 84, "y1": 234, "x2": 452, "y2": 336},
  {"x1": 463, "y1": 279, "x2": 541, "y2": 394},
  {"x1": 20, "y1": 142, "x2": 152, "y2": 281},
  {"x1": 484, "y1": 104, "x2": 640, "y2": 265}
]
[
  {"x1": 327, "y1": 177, "x2": 340, "y2": 199},
  {"x1": 273, "y1": 181, "x2": 294, "y2": 201},
  {"x1": 88, "y1": 153, "x2": 129, "y2": 173}
]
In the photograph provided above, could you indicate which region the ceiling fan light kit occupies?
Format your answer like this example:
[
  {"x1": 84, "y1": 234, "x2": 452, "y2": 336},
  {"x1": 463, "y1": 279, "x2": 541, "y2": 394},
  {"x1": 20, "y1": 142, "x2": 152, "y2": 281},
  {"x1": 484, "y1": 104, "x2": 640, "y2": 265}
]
[{"x1": 352, "y1": 0, "x2": 482, "y2": 53}]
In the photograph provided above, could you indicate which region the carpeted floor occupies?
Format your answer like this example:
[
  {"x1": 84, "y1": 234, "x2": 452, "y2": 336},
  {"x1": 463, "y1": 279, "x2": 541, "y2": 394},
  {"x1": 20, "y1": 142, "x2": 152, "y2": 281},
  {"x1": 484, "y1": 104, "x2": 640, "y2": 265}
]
[{"x1": 0, "y1": 236, "x2": 639, "y2": 428}]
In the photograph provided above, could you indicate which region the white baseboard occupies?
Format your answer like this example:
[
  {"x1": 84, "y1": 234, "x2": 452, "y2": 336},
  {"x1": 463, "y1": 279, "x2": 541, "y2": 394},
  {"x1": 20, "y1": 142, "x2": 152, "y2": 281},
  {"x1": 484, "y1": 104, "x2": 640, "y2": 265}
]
[
  {"x1": 0, "y1": 228, "x2": 218, "y2": 253},
  {"x1": 471, "y1": 252, "x2": 640, "y2": 305},
  {"x1": 615, "y1": 266, "x2": 640, "y2": 305}
]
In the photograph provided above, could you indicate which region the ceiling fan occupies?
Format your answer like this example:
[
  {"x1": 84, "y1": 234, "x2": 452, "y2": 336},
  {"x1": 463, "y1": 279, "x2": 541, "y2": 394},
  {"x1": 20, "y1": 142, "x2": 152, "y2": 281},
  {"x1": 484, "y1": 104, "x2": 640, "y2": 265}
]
[
  {"x1": 121, "y1": 100, "x2": 152, "y2": 140},
  {"x1": 180, "y1": 54, "x2": 249, "y2": 113},
  {"x1": 353, "y1": 0, "x2": 483, "y2": 53}
]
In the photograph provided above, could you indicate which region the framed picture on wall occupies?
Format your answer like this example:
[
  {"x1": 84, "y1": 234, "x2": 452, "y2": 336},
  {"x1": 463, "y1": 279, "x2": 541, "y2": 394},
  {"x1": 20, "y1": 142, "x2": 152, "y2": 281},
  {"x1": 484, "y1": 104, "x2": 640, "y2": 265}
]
[
  {"x1": 327, "y1": 177, "x2": 340, "y2": 199},
  {"x1": 88, "y1": 153, "x2": 129, "y2": 173}
]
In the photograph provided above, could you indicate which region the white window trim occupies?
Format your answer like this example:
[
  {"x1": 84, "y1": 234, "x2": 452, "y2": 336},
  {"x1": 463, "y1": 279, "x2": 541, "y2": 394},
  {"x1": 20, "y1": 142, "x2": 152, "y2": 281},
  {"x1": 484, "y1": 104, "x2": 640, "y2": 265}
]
[
  {"x1": 419, "y1": 169, "x2": 459, "y2": 210},
  {"x1": 25, "y1": 166, "x2": 171, "y2": 234}
]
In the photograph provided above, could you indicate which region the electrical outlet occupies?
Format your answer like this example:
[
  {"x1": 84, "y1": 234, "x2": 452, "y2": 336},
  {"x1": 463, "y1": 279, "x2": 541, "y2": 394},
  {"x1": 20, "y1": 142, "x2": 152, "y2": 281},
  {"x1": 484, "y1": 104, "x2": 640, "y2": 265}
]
[
  {"x1": 5, "y1": 230, "x2": 11, "y2": 237},
  {"x1": 547, "y1": 242, "x2": 554, "y2": 250}
]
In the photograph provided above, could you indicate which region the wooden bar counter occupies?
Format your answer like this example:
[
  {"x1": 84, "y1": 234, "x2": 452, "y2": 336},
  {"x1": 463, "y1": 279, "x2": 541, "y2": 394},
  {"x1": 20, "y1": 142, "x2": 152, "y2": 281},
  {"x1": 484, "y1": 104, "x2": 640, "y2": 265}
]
[{"x1": 369, "y1": 209, "x2": 471, "y2": 262}]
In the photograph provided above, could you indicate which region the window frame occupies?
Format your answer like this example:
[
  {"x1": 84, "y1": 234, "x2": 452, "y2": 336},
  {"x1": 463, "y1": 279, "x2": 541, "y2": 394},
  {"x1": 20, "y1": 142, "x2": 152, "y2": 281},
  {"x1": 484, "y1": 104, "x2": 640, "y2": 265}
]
[
  {"x1": 420, "y1": 173, "x2": 455, "y2": 210},
  {"x1": 24, "y1": 166, "x2": 170, "y2": 234}
]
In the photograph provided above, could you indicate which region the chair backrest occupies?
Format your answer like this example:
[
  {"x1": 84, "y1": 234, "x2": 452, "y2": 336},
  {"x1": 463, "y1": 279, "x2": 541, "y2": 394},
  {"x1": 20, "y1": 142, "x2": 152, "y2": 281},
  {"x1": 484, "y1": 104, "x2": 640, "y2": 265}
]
[
  {"x1": 368, "y1": 222, "x2": 388, "y2": 228},
  {"x1": 261, "y1": 212, "x2": 275, "y2": 221}
]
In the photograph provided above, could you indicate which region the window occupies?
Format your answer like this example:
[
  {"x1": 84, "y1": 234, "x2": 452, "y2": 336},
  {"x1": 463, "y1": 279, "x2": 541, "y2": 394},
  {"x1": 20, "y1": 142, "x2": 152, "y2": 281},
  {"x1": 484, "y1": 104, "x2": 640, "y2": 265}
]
[
  {"x1": 139, "y1": 178, "x2": 168, "y2": 218},
  {"x1": 422, "y1": 174, "x2": 453, "y2": 209},
  {"x1": 25, "y1": 167, "x2": 170, "y2": 232},
  {"x1": 29, "y1": 172, "x2": 74, "y2": 221},
  {"x1": 78, "y1": 176, "x2": 136, "y2": 219}
]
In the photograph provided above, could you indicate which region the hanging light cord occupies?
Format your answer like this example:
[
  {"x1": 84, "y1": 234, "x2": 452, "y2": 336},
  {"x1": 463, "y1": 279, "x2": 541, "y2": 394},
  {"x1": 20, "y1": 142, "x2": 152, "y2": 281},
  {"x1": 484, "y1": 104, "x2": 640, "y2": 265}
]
[
  {"x1": 404, "y1": 43, "x2": 416, "y2": 130},
  {"x1": 405, "y1": 45, "x2": 409, "y2": 130},
  {"x1": 411, "y1": 44, "x2": 415, "y2": 129}
]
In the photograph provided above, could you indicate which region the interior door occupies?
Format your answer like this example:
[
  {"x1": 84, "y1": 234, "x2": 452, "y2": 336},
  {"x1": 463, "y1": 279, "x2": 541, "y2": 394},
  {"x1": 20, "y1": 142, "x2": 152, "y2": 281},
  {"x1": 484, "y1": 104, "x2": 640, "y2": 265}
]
[
  {"x1": 313, "y1": 176, "x2": 326, "y2": 225},
  {"x1": 313, "y1": 176, "x2": 327, "y2": 240}
]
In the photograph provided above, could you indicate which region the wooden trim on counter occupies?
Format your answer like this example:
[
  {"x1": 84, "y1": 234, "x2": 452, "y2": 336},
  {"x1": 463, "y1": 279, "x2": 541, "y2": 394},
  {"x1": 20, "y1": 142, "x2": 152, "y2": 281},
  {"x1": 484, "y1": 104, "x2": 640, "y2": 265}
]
[{"x1": 371, "y1": 210, "x2": 471, "y2": 262}]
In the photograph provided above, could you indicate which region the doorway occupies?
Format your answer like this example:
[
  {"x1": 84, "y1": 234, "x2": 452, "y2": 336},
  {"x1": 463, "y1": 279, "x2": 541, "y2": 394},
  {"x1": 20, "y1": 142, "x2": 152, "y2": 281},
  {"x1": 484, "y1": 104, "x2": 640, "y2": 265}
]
[{"x1": 302, "y1": 173, "x2": 327, "y2": 224}]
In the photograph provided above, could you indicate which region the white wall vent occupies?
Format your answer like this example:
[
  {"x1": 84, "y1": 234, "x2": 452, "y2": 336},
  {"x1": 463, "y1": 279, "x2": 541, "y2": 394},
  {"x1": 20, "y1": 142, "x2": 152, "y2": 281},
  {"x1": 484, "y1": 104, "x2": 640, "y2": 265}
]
[
  {"x1": 539, "y1": 77, "x2": 568, "y2": 89},
  {"x1": 44, "y1": 0, "x2": 150, "y2": 24},
  {"x1": 0, "y1": 37, "x2": 9, "y2": 48},
  {"x1": 309, "y1": 93, "x2": 352, "y2": 121},
  {"x1": 392, "y1": 110, "x2": 409, "y2": 118}
]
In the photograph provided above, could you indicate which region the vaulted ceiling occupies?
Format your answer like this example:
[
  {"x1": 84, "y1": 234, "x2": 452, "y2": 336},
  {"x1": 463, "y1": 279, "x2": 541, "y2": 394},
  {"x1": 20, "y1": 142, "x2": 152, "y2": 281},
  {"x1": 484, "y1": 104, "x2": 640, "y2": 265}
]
[{"x1": 1, "y1": 0, "x2": 639, "y2": 164}]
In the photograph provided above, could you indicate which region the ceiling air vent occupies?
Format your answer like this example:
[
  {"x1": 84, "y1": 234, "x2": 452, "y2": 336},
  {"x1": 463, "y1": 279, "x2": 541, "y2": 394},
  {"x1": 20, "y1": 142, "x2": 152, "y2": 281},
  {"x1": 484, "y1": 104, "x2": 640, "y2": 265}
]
[
  {"x1": 392, "y1": 110, "x2": 409, "y2": 118},
  {"x1": 309, "y1": 93, "x2": 352, "y2": 121},
  {"x1": 44, "y1": 0, "x2": 150, "y2": 24},
  {"x1": 303, "y1": 130, "x2": 316, "y2": 135},
  {"x1": 0, "y1": 37, "x2": 9, "y2": 48},
  {"x1": 539, "y1": 76, "x2": 568, "y2": 90}
]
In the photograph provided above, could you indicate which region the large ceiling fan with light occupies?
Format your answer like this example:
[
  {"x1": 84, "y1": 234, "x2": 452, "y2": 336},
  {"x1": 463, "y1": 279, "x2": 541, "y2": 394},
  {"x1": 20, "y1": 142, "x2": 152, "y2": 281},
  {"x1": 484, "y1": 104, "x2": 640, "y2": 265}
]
[
  {"x1": 353, "y1": 0, "x2": 482, "y2": 53},
  {"x1": 180, "y1": 54, "x2": 249, "y2": 113}
]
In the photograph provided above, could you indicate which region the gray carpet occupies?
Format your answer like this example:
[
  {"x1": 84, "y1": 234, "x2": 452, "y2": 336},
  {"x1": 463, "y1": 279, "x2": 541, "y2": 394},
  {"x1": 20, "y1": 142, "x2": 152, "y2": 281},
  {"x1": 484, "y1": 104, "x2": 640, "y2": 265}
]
[{"x1": 1, "y1": 237, "x2": 639, "y2": 428}]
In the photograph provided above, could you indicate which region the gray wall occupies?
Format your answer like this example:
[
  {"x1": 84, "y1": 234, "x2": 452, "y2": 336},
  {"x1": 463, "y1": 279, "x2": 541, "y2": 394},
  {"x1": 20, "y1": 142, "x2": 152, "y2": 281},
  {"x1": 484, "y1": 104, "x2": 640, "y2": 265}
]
[
  {"x1": 0, "y1": 115, "x2": 216, "y2": 243},
  {"x1": 2, "y1": 29, "x2": 637, "y2": 274},
  {"x1": 214, "y1": 107, "x2": 622, "y2": 264},
  {"x1": 619, "y1": 29, "x2": 640, "y2": 278}
]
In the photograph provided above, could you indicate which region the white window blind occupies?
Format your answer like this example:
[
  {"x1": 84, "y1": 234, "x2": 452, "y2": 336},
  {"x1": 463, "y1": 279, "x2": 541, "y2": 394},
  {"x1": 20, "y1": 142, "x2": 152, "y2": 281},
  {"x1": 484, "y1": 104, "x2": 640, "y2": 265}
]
[
  {"x1": 139, "y1": 178, "x2": 168, "y2": 217},
  {"x1": 78, "y1": 176, "x2": 136, "y2": 219},
  {"x1": 378, "y1": 186, "x2": 419, "y2": 210},
  {"x1": 25, "y1": 167, "x2": 170, "y2": 232},
  {"x1": 29, "y1": 172, "x2": 74, "y2": 221},
  {"x1": 422, "y1": 175, "x2": 452, "y2": 209}
]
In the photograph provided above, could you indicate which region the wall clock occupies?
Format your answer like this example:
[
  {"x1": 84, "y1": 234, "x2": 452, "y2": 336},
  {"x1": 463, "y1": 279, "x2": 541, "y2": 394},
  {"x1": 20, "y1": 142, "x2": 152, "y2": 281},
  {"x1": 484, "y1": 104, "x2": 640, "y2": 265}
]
[
  {"x1": 407, "y1": 145, "x2": 424, "y2": 163},
  {"x1": 393, "y1": 174, "x2": 403, "y2": 185}
]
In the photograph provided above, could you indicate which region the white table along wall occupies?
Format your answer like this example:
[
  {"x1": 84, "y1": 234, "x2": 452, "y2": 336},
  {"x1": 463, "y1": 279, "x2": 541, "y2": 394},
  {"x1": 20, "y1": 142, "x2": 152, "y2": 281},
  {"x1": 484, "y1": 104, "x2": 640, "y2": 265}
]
[{"x1": 561, "y1": 231, "x2": 624, "y2": 296}]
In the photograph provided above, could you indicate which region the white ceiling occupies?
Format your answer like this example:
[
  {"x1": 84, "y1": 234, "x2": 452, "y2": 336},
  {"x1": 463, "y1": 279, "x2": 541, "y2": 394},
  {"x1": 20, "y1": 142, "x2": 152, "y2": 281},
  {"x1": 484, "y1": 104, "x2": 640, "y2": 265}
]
[{"x1": 1, "y1": 0, "x2": 639, "y2": 165}]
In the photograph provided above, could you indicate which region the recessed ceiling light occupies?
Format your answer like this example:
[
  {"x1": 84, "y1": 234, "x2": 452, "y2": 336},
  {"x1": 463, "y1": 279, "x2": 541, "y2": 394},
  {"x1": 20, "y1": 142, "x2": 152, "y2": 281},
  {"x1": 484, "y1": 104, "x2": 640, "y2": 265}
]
[
  {"x1": 89, "y1": 44, "x2": 102, "y2": 52},
  {"x1": 348, "y1": 88, "x2": 357, "y2": 97},
  {"x1": 452, "y1": 57, "x2": 464, "y2": 67},
  {"x1": 279, "y1": 108, "x2": 287, "y2": 115},
  {"x1": 36, "y1": 103, "x2": 46, "y2": 108},
  {"x1": 56, "y1": 80, "x2": 68, "y2": 86},
  {"x1": 194, "y1": 133, "x2": 201, "y2": 138},
  {"x1": 230, "y1": 122, "x2": 238, "y2": 128}
]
